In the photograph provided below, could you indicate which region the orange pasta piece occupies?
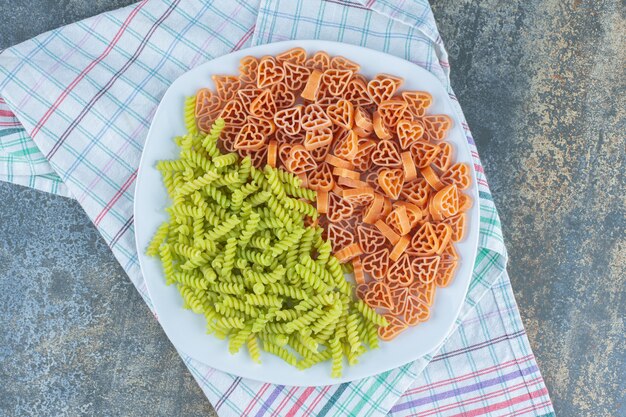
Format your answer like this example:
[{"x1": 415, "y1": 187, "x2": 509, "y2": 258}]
[
  {"x1": 396, "y1": 119, "x2": 425, "y2": 150},
  {"x1": 375, "y1": 73, "x2": 403, "y2": 87},
  {"x1": 365, "y1": 281, "x2": 395, "y2": 310},
  {"x1": 431, "y1": 184, "x2": 459, "y2": 220},
  {"x1": 218, "y1": 99, "x2": 247, "y2": 127},
  {"x1": 270, "y1": 82, "x2": 297, "y2": 110},
  {"x1": 274, "y1": 105, "x2": 302, "y2": 136},
  {"x1": 402, "y1": 91, "x2": 432, "y2": 118},
  {"x1": 377, "y1": 168, "x2": 404, "y2": 200},
  {"x1": 282, "y1": 61, "x2": 311, "y2": 91},
  {"x1": 304, "y1": 127, "x2": 333, "y2": 150},
  {"x1": 422, "y1": 114, "x2": 452, "y2": 141},
  {"x1": 411, "y1": 256, "x2": 441, "y2": 284},
  {"x1": 212, "y1": 75, "x2": 240, "y2": 102},
  {"x1": 403, "y1": 295, "x2": 430, "y2": 326},
  {"x1": 257, "y1": 56, "x2": 285, "y2": 88},
  {"x1": 307, "y1": 162, "x2": 334, "y2": 192},
  {"x1": 333, "y1": 129, "x2": 359, "y2": 160},
  {"x1": 378, "y1": 98, "x2": 409, "y2": 128},
  {"x1": 333, "y1": 167, "x2": 360, "y2": 180},
  {"x1": 401, "y1": 151, "x2": 417, "y2": 181},
  {"x1": 420, "y1": 165, "x2": 444, "y2": 191},
  {"x1": 267, "y1": 140, "x2": 278, "y2": 167},
  {"x1": 386, "y1": 205, "x2": 411, "y2": 236},
  {"x1": 301, "y1": 103, "x2": 332, "y2": 130},
  {"x1": 352, "y1": 257, "x2": 365, "y2": 285},
  {"x1": 433, "y1": 223, "x2": 453, "y2": 255},
  {"x1": 322, "y1": 68, "x2": 354, "y2": 96},
  {"x1": 335, "y1": 242, "x2": 362, "y2": 263},
  {"x1": 338, "y1": 176, "x2": 370, "y2": 189},
  {"x1": 408, "y1": 222, "x2": 439, "y2": 256},
  {"x1": 236, "y1": 87, "x2": 260, "y2": 111},
  {"x1": 325, "y1": 154, "x2": 354, "y2": 169},
  {"x1": 387, "y1": 252, "x2": 413, "y2": 286},
  {"x1": 389, "y1": 285, "x2": 411, "y2": 315},
  {"x1": 441, "y1": 162, "x2": 471, "y2": 190},
  {"x1": 400, "y1": 177, "x2": 430, "y2": 208},
  {"x1": 352, "y1": 138, "x2": 376, "y2": 172},
  {"x1": 238, "y1": 56, "x2": 259, "y2": 86},
  {"x1": 353, "y1": 107, "x2": 373, "y2": 137},
  {"x1": 362, "y1": 248, "x2": 389, "y2": 281},
  {"x1": 250, "y1": 89, "x2": 277, "y2": 120},
  {"x1": 362, "y1": 193, "x2": 385, "y2": 224},
  {"x1": 330, "y1": 55, "x2": 360, "y2": 72},
  {"x1": 378, "y1": 314, "x2": 407, "y2": 341},
  {"x1": 431, "y1": 142, "x2": 453, "y2": 172},
  {"x1": 372, "y1": 111, "x2": 393, "y2": 140},
  {"x1": 394, "y1": 201, "x2": 423, "y2": 229},
  {"x1": 357, "y1": 220, "x2": 389, "y2": 253},
  {"x1": 375, "y1": 219, "x2": 401, "y2": 245},
  {"x1": 367, "y1": 75, "x2": 400, "y2": 104},
  {"x1": 326, "y1": 99, "x2": 354, "y2": 129},
  {"x1": 300, "y1": 69, "x2": 323, "y2": 101},
  {"x1": 305, "y1": 51, "x2": 331, "y2": 71},
  {"x1": 286, "y1": 145, "x2": 317, "y2": 174},
  {"x1": 247, "y1": 115, "x2": 276, "y2": 136},
  {"x1": 458, "y1": 193, "x2": 473, "y2": 212},
  {"x1": 235, "y1": 123, "x2": 266, "y2": 150},
  {"x1": 342, "y1": 187, "x2": 375, "y2": 206},
  {"x1": 389, "y1": 235, "x2": 410, "y2": 262},
  {"x1": 195, "y1": 88, "x2": 221, "y2": 119},
  {"x1": 316, "y1": 190, "x2": 329, "y2": 214},
  {"x1": 372, "y1": 139, "x2": 402, "y2": 167},
  {"x1": 327, "y1": 192, "x2": 355, "y2": 223},
  {"x1": 410, "y1": 140, "x2": 441, "y2": 168},
  {"x1": 410, "y1": 281, "x2": 436, "y2": 306},
  {"x1": 327, "y1": 222, "x2": 355, "y2": 251},
  {"x1": 276, "y1": 47, "x2": 307, "y2": 65},
  {"x1": 343, "y1": 78, "x2": 373, "y2": 107}
]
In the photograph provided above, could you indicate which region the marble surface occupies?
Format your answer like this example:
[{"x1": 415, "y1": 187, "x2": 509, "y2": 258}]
[{"x1": 0, "y1": 1, "x2": 624, "y2": 416}]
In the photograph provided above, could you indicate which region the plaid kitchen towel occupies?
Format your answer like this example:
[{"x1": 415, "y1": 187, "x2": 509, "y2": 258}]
[{"x1": 0, "y1": 0, "x2": 554, "y2": 416}]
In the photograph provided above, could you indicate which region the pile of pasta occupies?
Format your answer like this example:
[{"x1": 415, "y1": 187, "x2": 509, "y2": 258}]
[
  {"x1": 190, "y1": 48, "x2": 473, "y2": 342},
  {"x1": 147, "y1": 119, "x2": 388, "y2": 376}
]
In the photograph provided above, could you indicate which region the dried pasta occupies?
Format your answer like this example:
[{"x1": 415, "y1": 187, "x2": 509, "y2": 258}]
[{"x1": 147, "y1": 119, "x2": 388, "y2": 376}]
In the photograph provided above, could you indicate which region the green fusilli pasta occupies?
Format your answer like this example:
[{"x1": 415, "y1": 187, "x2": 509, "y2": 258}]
[
  {"x1": 184, "y1": 96, "x2": 198, "y2": 136},
  {"x1": 146, "y1": 222, "x2": 169, "y2": 256},
  {"x1": 146, "y1": 119, "x2": 388, "y2": 375}
]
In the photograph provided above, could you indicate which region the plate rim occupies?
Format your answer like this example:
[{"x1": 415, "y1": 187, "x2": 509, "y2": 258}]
[{"x1": 133, "y1": 39, "x2": 480, "y2": 386}]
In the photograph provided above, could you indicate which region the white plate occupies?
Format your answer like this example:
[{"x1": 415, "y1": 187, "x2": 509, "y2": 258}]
[{"x1": 134, "y1": 40, "x2": 480, "y2": 386}]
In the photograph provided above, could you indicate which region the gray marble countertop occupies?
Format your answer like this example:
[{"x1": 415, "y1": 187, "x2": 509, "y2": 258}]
[{"x1": 1, "y1": 1, "x2": 624, "y2": 416}]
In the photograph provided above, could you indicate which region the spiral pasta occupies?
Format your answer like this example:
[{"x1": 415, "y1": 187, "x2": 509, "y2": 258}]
[
  {"x1": 263, "y1": 341, "x2": 298, "y2": 367},
  {"x1": 184, "y1": 95, "x2": 198, "y2": 136},
  {"x1": 147, "y1": 119, "x2": 388, "y2": 374},
  {"x1": 173, "y1": 271, "x2": 208, "y2": 290},
  {"x1": 146, "y1": 222, "x2": 169, "y2": 256},
  {"x1": 247, "y1": 335, "x2": 261, "y2": 363}
]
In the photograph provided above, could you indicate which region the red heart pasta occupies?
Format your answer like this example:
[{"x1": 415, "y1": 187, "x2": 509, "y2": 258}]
[{"x1": 191, "y1": 48, "x2": 473, "y2": 340}]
